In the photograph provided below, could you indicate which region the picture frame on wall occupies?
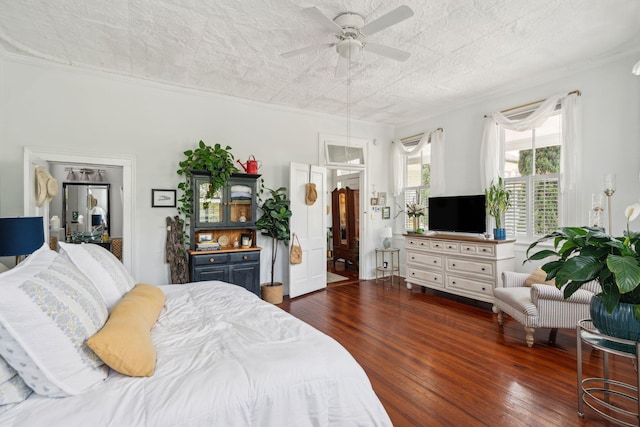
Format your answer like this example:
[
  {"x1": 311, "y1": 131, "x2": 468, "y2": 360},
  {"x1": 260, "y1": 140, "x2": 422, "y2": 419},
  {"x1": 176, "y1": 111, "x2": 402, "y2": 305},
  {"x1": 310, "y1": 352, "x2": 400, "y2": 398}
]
[
  {"x1": 370, "y1": 197, "x2": 379, "y2": 206},
  {"x1": 378, "y1": 192, "x2": 387, "y2": 206},
  {"x1": 152, "y1": 189, "x2": 176, "y2": 208},
  {"x1": 382, "y1": 206, "x2": 391, "y2": 219}
]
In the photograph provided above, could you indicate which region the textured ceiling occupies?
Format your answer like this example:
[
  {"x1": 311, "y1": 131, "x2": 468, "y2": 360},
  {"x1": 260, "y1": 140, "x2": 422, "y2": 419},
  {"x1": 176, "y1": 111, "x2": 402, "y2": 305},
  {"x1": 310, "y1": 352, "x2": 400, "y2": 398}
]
[{"x1": 0, "y1": 0, "x2": 638, "y2": 126}]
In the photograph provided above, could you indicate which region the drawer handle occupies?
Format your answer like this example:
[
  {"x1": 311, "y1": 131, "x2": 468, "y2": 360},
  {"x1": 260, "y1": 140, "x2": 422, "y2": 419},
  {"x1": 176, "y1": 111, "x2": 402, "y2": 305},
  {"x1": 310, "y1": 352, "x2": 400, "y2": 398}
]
[
  {"x1": 481, "y1": 267, "x2": 485, "y2": 271},
  {"x1": 411, "y1": 256, "x2": 415, "y2": 260},
  {"x1": 466, "y1": 247, "x2": 471, "y2": 251},
  {"x1": 452, "y1": 263, "x2": 455, "y2": 267},
  {"x1": 482, "y1": 287, "x2": 486, "y2": 291},
  {"x1": 448, "y1": 245, "x2": 453, "y2": 249},
  {"x1": 243, "y1": 256, "x2": 248, "y2": 260},
  {"x1": 434, "y1": 277, "x2": 438, "y2": 281},
  {"x1": 452, "y1": 281, "x2": 456, "y2": 284},
  {"x1": 482, "y1": 248, "x2": 488, "y2": 252},
  {"x1": 433, "y1": 260, "x2": 437, "y2": 264},
  {"x1": 410, "y1": 241, "x2": 414, "y2": 245},
  {"x1": 411, "y1": 272, "x2": 416, "y2": 276},
  {"x1": 209, "y1": 258, "x2": 215, "y2": 263},
  {"x1": 420, "y1": 242, "x2": 426, "y2": 246}
]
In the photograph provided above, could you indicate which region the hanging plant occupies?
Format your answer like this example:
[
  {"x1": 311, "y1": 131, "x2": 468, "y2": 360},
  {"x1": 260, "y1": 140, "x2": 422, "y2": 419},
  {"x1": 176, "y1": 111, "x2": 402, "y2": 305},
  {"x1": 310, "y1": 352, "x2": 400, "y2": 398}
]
[{"x1": 176, "y1": 140, "x2": 237, "y2": 245}]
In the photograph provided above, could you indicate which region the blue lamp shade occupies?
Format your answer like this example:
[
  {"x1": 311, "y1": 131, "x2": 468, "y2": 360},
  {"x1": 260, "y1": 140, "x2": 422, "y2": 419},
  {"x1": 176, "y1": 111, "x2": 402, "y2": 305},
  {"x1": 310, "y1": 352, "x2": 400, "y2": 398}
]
[{"x1": 0, "y1": 217, "x2": 45, "y2": 257}]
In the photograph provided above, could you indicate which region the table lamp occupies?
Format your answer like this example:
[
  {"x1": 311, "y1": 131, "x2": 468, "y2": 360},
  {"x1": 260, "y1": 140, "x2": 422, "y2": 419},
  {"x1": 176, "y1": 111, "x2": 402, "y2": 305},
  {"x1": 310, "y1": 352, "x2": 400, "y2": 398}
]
[
  {"x1": 382, "y1": 226, "x2": 393, "y2": 249},
  {"x1": 0, "y1": 216, "x2": 45, "y2": 264}
]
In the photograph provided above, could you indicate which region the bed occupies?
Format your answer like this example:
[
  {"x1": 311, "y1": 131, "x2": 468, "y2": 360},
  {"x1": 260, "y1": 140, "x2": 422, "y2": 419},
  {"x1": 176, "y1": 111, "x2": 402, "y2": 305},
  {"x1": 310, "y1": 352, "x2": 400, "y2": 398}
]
[{"x1": 0, "y1": 243, "x2": 391, "y2": 426}]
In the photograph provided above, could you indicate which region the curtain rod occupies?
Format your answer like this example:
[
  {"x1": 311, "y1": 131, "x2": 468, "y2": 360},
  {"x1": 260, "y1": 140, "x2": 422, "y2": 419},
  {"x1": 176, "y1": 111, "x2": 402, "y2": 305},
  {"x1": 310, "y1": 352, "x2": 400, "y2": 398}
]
[
  {"x1": 483, "y1": 90, "x2": 581, "y2": 118},
  {"x1": 394, "y1": 127, "x2": 444, "y2": 143}
]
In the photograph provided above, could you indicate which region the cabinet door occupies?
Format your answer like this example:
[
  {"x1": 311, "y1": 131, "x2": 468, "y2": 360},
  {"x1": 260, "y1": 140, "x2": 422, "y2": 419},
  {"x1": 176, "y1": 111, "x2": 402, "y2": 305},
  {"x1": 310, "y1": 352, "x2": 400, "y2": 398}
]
[
  {"x1": 194, "y1": 175, "x2": 225, "y2": 228},
  {"x1": 229, "y1": 263, "x2": 260, "y2": 296},
  {"x1": 192, "y1": 265, "x2": 228, "y2": 282},
  {"x1": 227, "y1": 178, "x2": 256, "y2": 226}
]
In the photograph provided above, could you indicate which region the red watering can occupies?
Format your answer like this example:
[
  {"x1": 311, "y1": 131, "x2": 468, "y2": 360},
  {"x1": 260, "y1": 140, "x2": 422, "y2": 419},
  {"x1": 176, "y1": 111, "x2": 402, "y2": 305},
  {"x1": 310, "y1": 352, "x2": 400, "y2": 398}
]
[{"x1": 237, "y1": 155, "x2": 261, "y2": 174}]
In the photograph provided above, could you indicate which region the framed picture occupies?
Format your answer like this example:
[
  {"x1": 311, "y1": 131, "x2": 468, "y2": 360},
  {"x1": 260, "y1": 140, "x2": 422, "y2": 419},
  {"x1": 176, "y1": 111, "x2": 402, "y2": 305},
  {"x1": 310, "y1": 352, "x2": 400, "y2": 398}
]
[
  {"x1": 378, "y1": 192, "x2": 387, "y2": 206},
  {"x1": 382, "y1": 206, "x2": 391, "y2": 219},
  {"x1": 370, "y1": 197, "x2": 379, "y2": 206},
  {"x1": 152, "y1": 189, "x2": 176, "y2": 207},
  {"x1": 198, "y1": 233, "x2": 213, "y2": 243}
]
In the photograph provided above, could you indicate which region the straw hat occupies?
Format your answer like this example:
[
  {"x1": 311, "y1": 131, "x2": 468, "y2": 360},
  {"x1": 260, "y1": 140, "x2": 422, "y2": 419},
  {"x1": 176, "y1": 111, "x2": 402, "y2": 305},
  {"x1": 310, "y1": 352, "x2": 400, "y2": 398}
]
[
  {"x1": 35, "y1": 166, "x2": 59, "y2": 207},
  {"x1": 305, "y1": 183, "x2": 317, "y2": 206}
]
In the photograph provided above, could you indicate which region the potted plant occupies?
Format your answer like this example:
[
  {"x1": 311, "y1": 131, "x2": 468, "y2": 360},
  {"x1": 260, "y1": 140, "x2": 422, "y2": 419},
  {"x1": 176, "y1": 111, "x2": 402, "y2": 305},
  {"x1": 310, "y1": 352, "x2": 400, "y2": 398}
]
[
  {"x1": 485, "y1": 177, "x2": 511, "y2": 240},
  {"x1": 406, "y1": 203, "x2": 425, "y2": 233},
  {"x1": 526, "y1": 203, "x2": 640, "y2": 340},
  {"x1": 176, "y1": 140, "x2": 237, "y2": 238},
  {"x1": 255, "y1": 187, "x2": 292, "y2": 304}
]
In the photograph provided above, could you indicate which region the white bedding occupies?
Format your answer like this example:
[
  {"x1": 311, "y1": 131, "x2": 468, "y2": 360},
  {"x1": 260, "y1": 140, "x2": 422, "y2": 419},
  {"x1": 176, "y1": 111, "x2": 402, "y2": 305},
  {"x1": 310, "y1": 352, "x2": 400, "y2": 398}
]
[{"x1": 0, "y1": 281, "x2": 391, "y2": 426}]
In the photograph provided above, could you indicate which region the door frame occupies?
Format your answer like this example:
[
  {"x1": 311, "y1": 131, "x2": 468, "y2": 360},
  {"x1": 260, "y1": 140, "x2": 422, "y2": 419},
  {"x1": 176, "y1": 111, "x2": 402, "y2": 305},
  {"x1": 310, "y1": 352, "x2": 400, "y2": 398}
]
[
  {"x1": 318, "y1": 133, "x2": 370, "y2": 280},
  {"x1": 24, "y1": 147, "x2": 136, "y2": 276}
]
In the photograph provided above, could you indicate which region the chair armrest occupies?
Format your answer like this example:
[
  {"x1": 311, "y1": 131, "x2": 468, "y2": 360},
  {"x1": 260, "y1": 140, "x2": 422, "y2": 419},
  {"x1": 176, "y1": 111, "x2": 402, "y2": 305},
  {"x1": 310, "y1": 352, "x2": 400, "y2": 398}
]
[
  {"x1": 501, "y1": 271, "x2": 530, "y2": 288},
  {"x1": 531, "y1": 283, "x2": 594, "y2": 305}
]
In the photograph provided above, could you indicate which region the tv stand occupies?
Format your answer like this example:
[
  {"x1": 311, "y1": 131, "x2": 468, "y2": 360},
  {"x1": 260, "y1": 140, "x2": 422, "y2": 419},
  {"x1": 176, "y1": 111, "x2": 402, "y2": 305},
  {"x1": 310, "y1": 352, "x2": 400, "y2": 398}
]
[{"x1": 404, "y1": 234, "x2": 515, "y2": 304}]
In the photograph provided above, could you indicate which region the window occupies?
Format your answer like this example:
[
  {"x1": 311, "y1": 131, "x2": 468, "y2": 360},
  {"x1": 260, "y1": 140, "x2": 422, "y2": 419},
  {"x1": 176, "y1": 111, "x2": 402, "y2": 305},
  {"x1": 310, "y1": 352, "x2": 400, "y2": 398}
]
[
  {"x1": 403, "y1": 137, "x2": 430, "y2": 231},
  {"x1": 502, "y1": 109, "x2": 562, "y2": 240}
]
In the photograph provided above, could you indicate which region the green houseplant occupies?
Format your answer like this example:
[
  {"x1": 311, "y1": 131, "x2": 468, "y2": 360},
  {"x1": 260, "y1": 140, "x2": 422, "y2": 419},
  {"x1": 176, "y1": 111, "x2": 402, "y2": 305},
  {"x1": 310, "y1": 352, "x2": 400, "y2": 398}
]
[
  {"x1": 176, "y1": 141, "x2": 237, "y2": 240},
  {"x1": 485, "y1": 177, "x2": 511, "y2": 240},
  {"x1": 526, "y1": 203, "x2": 640, "y2": 339},
  {"x1": 255, "y1": 187, "x2": 292, "y2": 303}
]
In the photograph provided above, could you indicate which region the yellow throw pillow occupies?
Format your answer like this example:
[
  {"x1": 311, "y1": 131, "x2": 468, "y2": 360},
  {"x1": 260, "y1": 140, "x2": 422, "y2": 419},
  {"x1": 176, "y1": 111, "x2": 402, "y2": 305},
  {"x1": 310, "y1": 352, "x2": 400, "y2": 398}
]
[
  {"x1": 524, "y1": 266, "x2": 556, "y2": 287},
  {"x1": 87, "y1": 283, "x2": 165, "y2": 377}
]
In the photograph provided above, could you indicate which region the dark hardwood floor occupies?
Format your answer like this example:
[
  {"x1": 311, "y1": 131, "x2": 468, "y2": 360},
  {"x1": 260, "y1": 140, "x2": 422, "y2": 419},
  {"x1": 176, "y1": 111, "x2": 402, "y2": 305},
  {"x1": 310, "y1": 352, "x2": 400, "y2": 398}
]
[{"x1": 280, "y1": 277, "x2": 637, "y2": 426}]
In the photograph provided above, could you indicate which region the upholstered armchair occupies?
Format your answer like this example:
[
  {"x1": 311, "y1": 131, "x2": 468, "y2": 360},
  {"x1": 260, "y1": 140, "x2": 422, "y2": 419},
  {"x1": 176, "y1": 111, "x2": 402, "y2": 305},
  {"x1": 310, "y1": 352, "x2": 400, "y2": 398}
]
[{"x1": 494, "y1": 270, "x2": 601, "y2": 347}]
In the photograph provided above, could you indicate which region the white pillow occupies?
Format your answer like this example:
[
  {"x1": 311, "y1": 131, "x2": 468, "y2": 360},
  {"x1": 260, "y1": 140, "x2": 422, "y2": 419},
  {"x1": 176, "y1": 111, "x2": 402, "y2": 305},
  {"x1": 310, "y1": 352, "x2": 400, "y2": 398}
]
[
  {"x1": 58, "y1": 242, "x2": 135, "y2": 309},
  {"x1": 0, "y1": 244, "x2": 109, "y2": 397}
]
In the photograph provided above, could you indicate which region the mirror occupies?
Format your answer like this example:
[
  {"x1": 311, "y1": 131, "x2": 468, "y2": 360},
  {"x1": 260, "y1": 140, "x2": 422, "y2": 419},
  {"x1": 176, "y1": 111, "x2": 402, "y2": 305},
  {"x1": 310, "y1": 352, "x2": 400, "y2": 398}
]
[
  {"x1": 63, "y1": 183, "x2": 110, "y2": 243},
  {"x1": 339, "y1": 192, "x2": 347, "y2": 245}
]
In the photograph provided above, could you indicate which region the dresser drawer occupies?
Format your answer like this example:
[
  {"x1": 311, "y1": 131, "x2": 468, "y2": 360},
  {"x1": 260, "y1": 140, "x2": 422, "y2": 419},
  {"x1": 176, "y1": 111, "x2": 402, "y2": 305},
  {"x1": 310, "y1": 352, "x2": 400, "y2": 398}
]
[
  {"x1": 407, "y1": 251, "x2": 443, "y2": 268},
  {"x1": 431, "y1": 240, "x2": 459, "y2": 253},
  {"x1": 406, "y1": 238, "x2": 430, "y2": 250},
  {"x1": 229, "y1": 251, "x2": 260, "y2": 263},
  {"x1": 191, "y1": 253, "x2": 230, "y2": 266},
  {"x1": 446, "y1": 258, "x2": 494, "y2": 277},
  {"x1": 460, "y1": 243, "x2": 495, "y2": 257},
  {"x1": 407, "y1": 268, "x2": 444, "y2": 288},
  {"x1": 447, "y1": 275, "x2": 493, "y2": 296}
]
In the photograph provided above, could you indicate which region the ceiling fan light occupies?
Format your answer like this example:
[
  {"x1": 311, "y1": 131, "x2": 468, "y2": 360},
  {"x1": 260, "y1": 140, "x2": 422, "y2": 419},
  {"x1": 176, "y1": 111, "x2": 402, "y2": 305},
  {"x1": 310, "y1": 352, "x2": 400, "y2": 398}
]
[{"x1": 337, "y1": 39, "x2": 362, "y2": 59}]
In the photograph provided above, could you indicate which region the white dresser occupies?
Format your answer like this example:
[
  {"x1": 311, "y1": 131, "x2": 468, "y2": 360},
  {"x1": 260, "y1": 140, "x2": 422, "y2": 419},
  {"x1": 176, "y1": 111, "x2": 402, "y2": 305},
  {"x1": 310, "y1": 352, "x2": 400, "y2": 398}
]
[{"x1": 404, "y1": 234, "x2": 515, "y2": 303}]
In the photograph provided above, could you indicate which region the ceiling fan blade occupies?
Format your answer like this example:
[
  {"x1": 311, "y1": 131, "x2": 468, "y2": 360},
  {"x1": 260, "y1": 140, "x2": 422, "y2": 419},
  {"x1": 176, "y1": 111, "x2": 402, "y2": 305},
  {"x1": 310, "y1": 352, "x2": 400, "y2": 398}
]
[
  {"x1": 281, "y1": 43, "x2": 335, "y2": 59},
  {"x1": 365, "y1": 42, "x2": 411, "y2": 62},
  {"x1": 335, "y1": 56, "x2": 348, "y2": 79},
  {"x1": 360, "y1": 5, "x2": 414, "y2": 36},
  {"x1": 302, "y1": 7, "x2": 344, "y2": 34}
]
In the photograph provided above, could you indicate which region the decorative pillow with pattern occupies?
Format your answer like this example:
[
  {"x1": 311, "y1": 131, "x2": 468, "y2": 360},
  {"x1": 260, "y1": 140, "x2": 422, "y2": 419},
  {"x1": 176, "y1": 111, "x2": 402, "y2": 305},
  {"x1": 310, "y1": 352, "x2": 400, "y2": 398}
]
[
  {"x1": 0, "y1": 244, "x2": 109, "y2": 397},
  {"x1": 0, "y1": 357, "x2": 32, "y2": 406},
  {"x1": 58, "y1": 242, "x2": 135, "y2": 309}
]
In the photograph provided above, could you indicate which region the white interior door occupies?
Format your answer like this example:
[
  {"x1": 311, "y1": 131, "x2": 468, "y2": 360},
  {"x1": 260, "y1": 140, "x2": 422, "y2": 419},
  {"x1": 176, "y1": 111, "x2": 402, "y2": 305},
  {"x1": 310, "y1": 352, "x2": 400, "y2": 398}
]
[{"x1": 289, "y1": 162, "x2": 327, "y2": 298}]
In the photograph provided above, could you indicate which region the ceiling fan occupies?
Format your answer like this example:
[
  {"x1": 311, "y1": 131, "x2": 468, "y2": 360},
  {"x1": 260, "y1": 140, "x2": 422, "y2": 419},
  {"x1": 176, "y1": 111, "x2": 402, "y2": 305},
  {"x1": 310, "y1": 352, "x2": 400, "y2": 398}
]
[{"x1": 281, "y1": 5, "x2": 414, "y2": 78}]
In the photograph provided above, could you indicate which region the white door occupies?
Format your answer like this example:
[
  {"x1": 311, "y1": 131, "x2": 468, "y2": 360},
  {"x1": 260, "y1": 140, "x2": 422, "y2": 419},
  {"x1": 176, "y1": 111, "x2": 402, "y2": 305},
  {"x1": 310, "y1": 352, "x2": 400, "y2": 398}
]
[
  {"x1": 23, "y1": 151, "x2": 50, "y2": 243},
  {"x1": 288, "y1": 162, "x2": 327, "y2": 298}
]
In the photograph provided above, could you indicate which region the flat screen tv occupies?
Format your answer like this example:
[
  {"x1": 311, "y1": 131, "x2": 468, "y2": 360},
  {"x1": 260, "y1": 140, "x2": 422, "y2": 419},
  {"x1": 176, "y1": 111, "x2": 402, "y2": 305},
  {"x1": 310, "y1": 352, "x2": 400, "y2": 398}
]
[{"x1": 428, "y1": 195, "x2": 486, "y2": 234}]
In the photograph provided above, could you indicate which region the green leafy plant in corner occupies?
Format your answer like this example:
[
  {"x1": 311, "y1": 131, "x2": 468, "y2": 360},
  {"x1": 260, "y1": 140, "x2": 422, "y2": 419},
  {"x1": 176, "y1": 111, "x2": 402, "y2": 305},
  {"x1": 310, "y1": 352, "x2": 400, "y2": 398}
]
[
  {"x1": 255, "y1": 187, "x2": 292, "y2": 286},
  {"x1": 526, "y1": 203, "x2": 640, "y2": 320},
  {"x1": 485, "y1": 176, "x2": 511, "y2": 229},
  {"x1": 176, "y1": 140, "x2": 237, "y2": 246}
]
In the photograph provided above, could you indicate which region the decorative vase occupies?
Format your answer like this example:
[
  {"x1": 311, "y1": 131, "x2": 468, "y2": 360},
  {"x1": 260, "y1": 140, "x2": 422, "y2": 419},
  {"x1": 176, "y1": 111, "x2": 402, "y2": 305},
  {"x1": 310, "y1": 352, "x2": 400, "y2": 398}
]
[
  {"x1": 261, "y1": 282, "x2": 283, "y2": 304},
  {"x1": 493, "y1": 228, "x2": 506, "y2": 240},
  {"x1": 412, "y1": 217, "x2": 419, "y2": 232},
  {"x1": 590, "y1": 296, "x2": 640, "y2": 341}
]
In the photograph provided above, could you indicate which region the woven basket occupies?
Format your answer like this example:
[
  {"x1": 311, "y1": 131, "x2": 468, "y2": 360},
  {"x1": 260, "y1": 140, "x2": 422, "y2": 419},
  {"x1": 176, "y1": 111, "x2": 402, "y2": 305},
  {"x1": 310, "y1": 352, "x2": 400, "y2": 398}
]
[{"x1": 261, "y1": 282, "x2": 283, "y2": 304}]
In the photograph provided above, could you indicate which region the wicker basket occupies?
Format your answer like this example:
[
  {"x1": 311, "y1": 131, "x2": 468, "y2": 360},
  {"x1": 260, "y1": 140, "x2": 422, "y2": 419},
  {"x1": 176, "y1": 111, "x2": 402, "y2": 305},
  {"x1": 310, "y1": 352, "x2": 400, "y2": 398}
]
[{"x1": 261, "y1": 282, "x2": 283, "y2": 304}]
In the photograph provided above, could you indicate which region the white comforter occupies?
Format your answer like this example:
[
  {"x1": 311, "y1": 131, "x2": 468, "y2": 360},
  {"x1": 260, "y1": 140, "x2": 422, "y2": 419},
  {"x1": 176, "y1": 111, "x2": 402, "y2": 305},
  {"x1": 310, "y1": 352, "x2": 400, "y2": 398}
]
[{"x1": 0, "y1": 281, "x2": 391, "y2": 427}]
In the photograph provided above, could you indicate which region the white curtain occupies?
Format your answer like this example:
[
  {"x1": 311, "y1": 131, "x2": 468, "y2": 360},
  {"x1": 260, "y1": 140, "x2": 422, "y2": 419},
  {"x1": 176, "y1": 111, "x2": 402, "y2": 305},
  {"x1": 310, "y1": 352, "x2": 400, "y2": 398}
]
[
  {"x1": 480, "y1": 91, "x2": 581, "y2": 224},
  {"x1": 391, "y1": 128, "x2": 445, "y2": 197}
]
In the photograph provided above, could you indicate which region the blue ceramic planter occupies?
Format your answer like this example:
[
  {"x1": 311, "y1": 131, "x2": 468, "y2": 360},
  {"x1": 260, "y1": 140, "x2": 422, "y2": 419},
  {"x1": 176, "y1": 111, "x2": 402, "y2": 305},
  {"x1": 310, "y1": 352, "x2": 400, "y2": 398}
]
[
  {"x1": 590, "y1": 296, "x2": 640, "y2": 342},
  {"x1": 493, "y1": 228, "x2": 506, "y2": 240}
]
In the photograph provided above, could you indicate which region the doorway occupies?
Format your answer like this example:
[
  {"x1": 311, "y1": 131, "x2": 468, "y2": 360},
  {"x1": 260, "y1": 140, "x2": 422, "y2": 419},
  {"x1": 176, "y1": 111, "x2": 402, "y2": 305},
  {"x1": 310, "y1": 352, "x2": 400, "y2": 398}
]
[{"x1": 326, "y1": 168, "x2": 363, "y2": 284}]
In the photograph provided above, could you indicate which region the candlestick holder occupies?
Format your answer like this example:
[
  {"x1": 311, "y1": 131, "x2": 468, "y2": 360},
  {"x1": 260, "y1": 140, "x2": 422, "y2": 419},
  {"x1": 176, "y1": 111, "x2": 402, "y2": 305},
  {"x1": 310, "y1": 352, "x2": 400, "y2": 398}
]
[{"x1": 603, "y1": 174, "x2": 616, "y2": 234}]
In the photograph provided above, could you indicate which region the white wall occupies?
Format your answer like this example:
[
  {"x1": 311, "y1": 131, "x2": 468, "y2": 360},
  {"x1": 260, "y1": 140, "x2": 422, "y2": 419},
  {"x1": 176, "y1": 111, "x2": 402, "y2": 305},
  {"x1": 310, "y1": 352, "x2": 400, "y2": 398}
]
[
  {"x1": 0, "y1": 55, "x2": 394, "y2": 285},
  {"x1": 392, "y1": 53, "x2": 640, "y2": 272}
]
